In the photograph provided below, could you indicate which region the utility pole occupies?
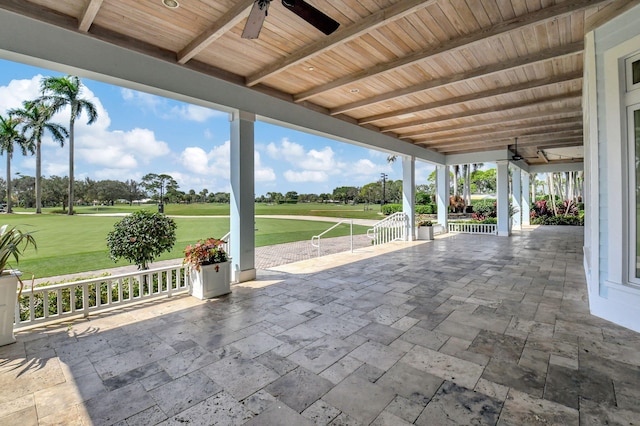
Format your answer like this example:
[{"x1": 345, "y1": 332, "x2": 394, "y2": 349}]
[{"x1": 381, "y1": 173, "x2": 388, "y2": 205}]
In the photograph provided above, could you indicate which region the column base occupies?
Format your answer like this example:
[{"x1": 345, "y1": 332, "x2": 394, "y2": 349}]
[{"x1": 233, "y1": 268, "x2": 257, "y2": 283}]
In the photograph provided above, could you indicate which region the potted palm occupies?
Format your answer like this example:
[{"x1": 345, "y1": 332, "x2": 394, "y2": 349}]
[
  {"x1": 183, "y1": 237, "x2": 231, "y2": 299},
  {"x1": 0, "y1": 224, "x2": 36, "y2": 346},
  {"x1": 416, "y1": 218, "x2": 434, "y2": 240}
]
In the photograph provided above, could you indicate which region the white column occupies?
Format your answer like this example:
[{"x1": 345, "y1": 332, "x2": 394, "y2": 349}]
[
  {"x1": 402, "y1": 156, "x2": 415, "y2": 241},
  {"x1": 436, "y1": 165, "x2": 449, "y2": 230},
  {"x1": 512, "y1": 167, "x2": 522, "y2": 230},
  {"x1": 230, "y1": 111, "x2": 256, "y2": 283},
  {"x1": 496, "y1": 161, "x2": 510, "y2": 237},
  {"x1": 522, "y1": 172, "x2": 531, "y2": 226}
]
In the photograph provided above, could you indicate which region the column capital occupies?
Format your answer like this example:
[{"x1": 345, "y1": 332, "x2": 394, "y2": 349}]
[{"x1": 229, "y1": 110, "x2": 256, "y2": 122}]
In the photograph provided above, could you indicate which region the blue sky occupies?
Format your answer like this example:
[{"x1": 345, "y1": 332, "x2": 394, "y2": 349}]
[{"x1": 0, "y1": 59, "x2": 435, "y2": 196}]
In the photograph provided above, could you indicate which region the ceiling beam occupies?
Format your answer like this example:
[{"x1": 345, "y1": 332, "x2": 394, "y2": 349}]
[
  {"x1": 445, "y1": 149, "x2": 510, "y2": 166},
  {"x1": 78, "y1": 0, "x2": 103, "y2": 32},
  {"x1": 586, "y1": 0, "x2": 640, "y2": 31},
  {"x1": 530, "y1": 162, "x2": 584, "y2": 173},
  {"x1": 177, "y1": 0, "x2": 254, "y2": 64},
  {"x1": 439, "y1": 139, "x2": 583, "y2": 155},
  {"x1": 330, "y1": 41, "x2": 584, "y2": 115},
  {"x1": 537, "y1": 150, "x2": 549, "y2": 163},
  {"x1": 429, "y1": 135, "x2": 584, "y2": 153},
  {"x1": 398, "y1": 110, "x2": 582, "y2": 139},
  {"x1": 296, "y1": 0, "x2": 607, "y2": 103},
  {"x1": 383, "y1": 93, "x2": 581, "y2": 133},
  {"x1": 245, "y1": 0, "x2": 432, "y2": 87},
  {"x1": 359, "y1": 72, "x2": 582, "y2": 125},
  {"x1": 417, "y1": 125, "x2": 584, "y2": 147}
]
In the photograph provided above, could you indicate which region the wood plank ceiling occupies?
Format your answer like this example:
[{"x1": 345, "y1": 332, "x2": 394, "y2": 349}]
[{"x1": 0, "y1": 0, "x2": 622, "y2": 165}]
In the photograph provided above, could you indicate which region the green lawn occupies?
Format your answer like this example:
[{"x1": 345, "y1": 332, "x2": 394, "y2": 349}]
[
  {"x1": 1, "y1": 214, "x2": 369, "y2": 279},
  {"x1": 28, "y1": 202, "x2": 383, "y2": 219}
]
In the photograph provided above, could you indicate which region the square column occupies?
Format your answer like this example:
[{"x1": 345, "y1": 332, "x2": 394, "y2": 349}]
[
  {"x1": 496, "y1": 161, "x2": 510, "y2": 237},
  {"x1": 522, "y1": 172, "x2": 531, "y2": 226},
  {"x1": 230, "y1": 111, "x2": 256, "y2": 283},
  {"x1": 402, "y1": 156, "x2": 415, "y2": 241},
  {"x1": 436, "y1": 165, "x2": 449, "y2": 230},
  {"x1": 512, "y1": 167, "x2": 522, "y2": 230}
]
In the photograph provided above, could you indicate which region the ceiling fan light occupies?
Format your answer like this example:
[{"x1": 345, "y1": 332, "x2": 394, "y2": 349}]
[{"x1": 162, "y1": 0, "x2": 179, "y2": 9}]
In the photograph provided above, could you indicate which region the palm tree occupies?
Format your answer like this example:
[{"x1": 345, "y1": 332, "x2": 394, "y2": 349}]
[
  {"x1": 10, "y1": 100, "x2": 68, "y2": 214},
  {"x1": 0, "y1": 115, "x2": 34, "y2": 213},
  {"x1": 40, "y1": 75, "x2": 98, "y2": 215}
]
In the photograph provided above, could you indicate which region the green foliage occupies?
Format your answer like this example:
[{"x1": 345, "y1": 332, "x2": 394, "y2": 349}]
[
  {"x1": 0, "y1": 224, "x2": 37, "y2": 272},
  {"x1": 471, "y1": 199, "x2": 496, "y2": 218},
  {"x1": 106, "y1": 211, "x2": 177, "y2": 269},
  {"x1": 531, "y1": 215, "x2": 584, "y2": 226},
  {"x1": 381, "y1": 204, "x2": 402, "y2": 215},
  {"x1": 382, "y1": 203, "x2": 436, "y2": 215},
  {"x1": 416, "y1": 204, "x2": 437, "y2": 214}
]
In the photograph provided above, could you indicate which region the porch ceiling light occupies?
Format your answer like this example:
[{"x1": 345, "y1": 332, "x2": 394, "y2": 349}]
[{"x1": 162, "y1": 0, "x2": 179, "y2": 9}]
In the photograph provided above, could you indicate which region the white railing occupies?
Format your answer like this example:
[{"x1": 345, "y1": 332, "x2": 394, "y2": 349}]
[
  {"x1": 311, "y1": 220, "x2": 353, "y2": 256},
  {"x1": 14, "y1": 264, "x2": 188, "y2": 330},
  {"x1": 448, "y1": 222, "x2": 497, "y2": 235},
  {"x1": 367, "y1": 212, "x2": 408, "y2": 245},
  {"x1": 221, "y1": 231, "x2": 230, "y2": 254}
]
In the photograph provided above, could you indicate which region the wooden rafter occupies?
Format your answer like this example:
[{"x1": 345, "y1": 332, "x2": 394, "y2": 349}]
[
  {"x1": 177, "y1": 0, "x2": 254, "y2": 65},
  {"x1": 400, "y1": 113, "x2": 582, "y2": 140},
  {"x1": 437, "y1": 139, "x2": 583, "y2": 155},
  {"x1": 78, "y1": 0, "x2": 103, "y2": 32},
  {"x1": 381, "y1": 93, "x2": 582, "y2": 133},
  {"x1": 420, "y1": 130, "x2": 584, "y2": 150},
  {"x1": 295, "y1": 0, "x2": 607, "y2": 103},
  {"x1": 330, "y1": 42, "x2": 584, "y2": 116},
  {"x1": 245, "y1": 0, "x2": 432, "y2": 87},
  {"x1": 414, "y1": 125, "x2": 584, "y2": 147},
  {"x1": 358, "y1": 72, "x2": 583, "y2": 125}
]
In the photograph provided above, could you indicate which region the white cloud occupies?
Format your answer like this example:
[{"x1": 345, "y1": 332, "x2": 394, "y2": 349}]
[
  {"x1": 168, "y1": 104, "x2": 224, "y2": 122},
  {"x1": 120, "y1": 88, "x2": 162, "y2": 111},
  {"x1": 255, "y1": 151, "x2": 275, "y2": 182},
  {"x1": 284, "y1": 170, "x2": 328, "y2": 182},
  {"x1": 179, "y1": 142, "x2": 230, "y2": 177},
  {"x1": 0, "y1": 75, "x2": 42, "y2": 113}
]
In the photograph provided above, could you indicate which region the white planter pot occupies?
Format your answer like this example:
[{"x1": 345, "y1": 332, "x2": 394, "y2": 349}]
[
  {"x1": 416, "y1": 226, "x2": 434, "y2": 240},
  {"x1": 0, "y1": 271, "x2": 20, "y2": 346},
  {"x1": 188, "y1": 261, "x2": 231, "y2": 300}
]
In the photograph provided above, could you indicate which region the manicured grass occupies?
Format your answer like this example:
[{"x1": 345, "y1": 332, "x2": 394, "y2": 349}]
[
  {"x1": 28, "y1": 202, "x2": 383, "y2": 219},
  {"x1": 1, "y1": 214, "x2": 369, "y2": 278}
]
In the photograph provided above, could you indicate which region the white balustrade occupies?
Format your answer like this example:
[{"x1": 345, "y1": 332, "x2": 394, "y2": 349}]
[
  {"x1": 448, "y1": 222, "x2": 497, "y2": 235},
  {"x1": 14, "y1": 264, "x2": 188, "y2": 330},
  {"x1": 367, "y1": 212, "x2": 408, "y2": 245}
]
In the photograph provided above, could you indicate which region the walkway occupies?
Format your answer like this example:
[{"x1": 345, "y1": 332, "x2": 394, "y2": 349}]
[{"x1": 3, "y1": 226, "x2": 639, "y2": 425}]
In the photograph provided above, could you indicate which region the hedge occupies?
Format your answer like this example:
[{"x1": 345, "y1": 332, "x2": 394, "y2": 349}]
[{"x1": 381, "y1": 203, "x2": 437, "y2": 215}]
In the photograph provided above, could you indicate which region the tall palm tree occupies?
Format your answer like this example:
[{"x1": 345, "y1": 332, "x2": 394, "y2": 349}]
[
  {"x1": 40, "y1": 75, "x2": 98, "y2": 215},
  {"x1": 10, "y1": 100, "x2": 68, "y2": 214},
  {"x1": 0, "y1": 114, "x2": 34, "y2": 213}
]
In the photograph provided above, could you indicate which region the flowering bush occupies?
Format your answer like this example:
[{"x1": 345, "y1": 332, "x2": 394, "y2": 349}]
[{"x1": 183, "y1": 238, "x2": 228, "y2": 271}]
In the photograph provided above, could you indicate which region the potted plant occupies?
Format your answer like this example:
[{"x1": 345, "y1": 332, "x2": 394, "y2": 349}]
[
  {"x1": 416, "y1": 218, "x2": 434, "y2": 240},
  {"x1": 0, "y1": 224, "x2": 36, "y2": 346},
  {"x1": 183, "y1": 237, "x2": 231, "y2": 299}
]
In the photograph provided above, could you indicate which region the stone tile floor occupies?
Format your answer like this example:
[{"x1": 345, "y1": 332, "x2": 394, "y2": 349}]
[{"x1": 2, "y1": 226, "x2": 640, "y2": 425}]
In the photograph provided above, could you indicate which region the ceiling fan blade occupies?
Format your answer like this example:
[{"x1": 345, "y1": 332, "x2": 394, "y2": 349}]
[
  {"x1": 242, "y1": 0, "x2": 269, "y2": 39},
  {"x1": 281, "y1": 0, "x2": 339, "y2": 35}
]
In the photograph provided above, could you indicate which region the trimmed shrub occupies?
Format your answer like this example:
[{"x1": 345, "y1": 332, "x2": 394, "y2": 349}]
[
  {"x1": 381, "y1": 204, "x2": 402, "y2": 215},
  {"x1": 531, "y1": 215, "x2": 584, "y2": 226}
]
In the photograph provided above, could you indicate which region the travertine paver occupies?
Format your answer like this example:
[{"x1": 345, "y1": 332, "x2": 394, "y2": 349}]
[{"x1": 3, "y1": 226, "x2": 640, "y2": 425}]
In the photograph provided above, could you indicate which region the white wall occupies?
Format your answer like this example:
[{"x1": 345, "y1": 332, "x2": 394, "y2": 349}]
[{"x1": 587, "y1": 3, "x2": 640, "y2": 332}]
